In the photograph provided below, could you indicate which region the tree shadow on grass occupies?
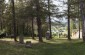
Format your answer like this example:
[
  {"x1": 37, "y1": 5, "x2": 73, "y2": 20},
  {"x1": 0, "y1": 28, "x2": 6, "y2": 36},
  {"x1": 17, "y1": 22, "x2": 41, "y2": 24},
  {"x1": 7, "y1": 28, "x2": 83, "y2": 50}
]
[
  {"x1": 31, "y1": 39, "x2": 85, "y2": 55},
  {"x1": 0, "y1": 39, "x2": 85, "y2": 55}
]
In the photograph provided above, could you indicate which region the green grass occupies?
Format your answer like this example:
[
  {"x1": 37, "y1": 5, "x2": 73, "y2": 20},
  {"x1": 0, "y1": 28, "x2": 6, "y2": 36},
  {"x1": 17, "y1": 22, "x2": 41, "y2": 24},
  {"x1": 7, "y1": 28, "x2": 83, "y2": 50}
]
[{"x1": 0, "y1": 38, "x2": 85, "y2": 55}]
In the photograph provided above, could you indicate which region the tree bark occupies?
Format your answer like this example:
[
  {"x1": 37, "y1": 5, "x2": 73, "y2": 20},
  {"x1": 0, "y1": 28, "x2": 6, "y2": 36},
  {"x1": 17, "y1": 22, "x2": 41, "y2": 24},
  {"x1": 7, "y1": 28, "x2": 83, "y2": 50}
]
[
  {"x1": 36, "y1": 0, "x2": 43, "y2": 42},
  {"x1": 0, "y1": 2, "x2": 3, "y2": 30},
  {"x1": 31, "y1": 17, "x2": 35, "y2": 39},
  {"x1": 80, "y1": 0, "x2": 85, "y2": 42},
  {"x1": 78, "y1": 13, "x2": 81, "y2": 39},
  {"x1": 11, "y1": 0, "x2": 17, "y2": 42},
  {"x1": 0, "y1": 18, "x2": 2, "y2": 30},
  {"x1": 67, "y1": 0, "x2": 71, "y2": 40},
  {"x1": 22, "y1": 22, "x2": 25, "y2": 35},
  {"x1": 78, "y1": 0, "x2": 81, "y2": 39},
  {"x1": 48, "y1": 0, "x2": 52, "y2": 39}
]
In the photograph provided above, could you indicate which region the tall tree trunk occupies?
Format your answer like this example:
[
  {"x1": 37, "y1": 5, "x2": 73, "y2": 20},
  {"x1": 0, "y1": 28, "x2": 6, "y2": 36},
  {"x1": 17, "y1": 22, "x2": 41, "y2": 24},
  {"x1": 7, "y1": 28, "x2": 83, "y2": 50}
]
[
  {"x1": 78, "y1": 10, "x2": 81, "y2": 39},
  {"x1": 79, "y1": 18, "x2": 81, "y2": 39},
  {"x1": 0, "y1": 18, "x2": 2, "y2": 30},
  {"x1": 36, "y1": 0, "x2": 43, "y2": 42},
  {"x1": 78, "y1": 0, "x2": 81, "y2": 39},
  {"x1": 0, "y1": 3, "x2": 3, "y2": 30},
  {"x1": 80, "y1": 0, "x2": 85, "y2": 42},
  {"x1": 78, "y1": 2, "x2": 81, "y2": 39},
  {"x1": 22, "y1": 22, "x2": 25, "y2": 35},
  {"x1": 31, "y1": 17, "x2": 35, "y2": 39},
  {"x1": 16, "y1": 23, "x2": 18, "y2": 36},
  {"x1": 48, "y1": 0, "x2": 52, "y2": 39},
  {"x1": 67, "y1": 0, "x2": 71, "y2": 40},
  {"x1": 11, "y1": 0, "x2": 17, "y2": 42}
]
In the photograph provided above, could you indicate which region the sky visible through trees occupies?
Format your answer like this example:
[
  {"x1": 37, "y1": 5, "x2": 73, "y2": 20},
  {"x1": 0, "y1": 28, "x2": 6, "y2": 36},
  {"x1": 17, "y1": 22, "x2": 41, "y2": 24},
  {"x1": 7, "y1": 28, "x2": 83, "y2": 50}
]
[
  {"x1": 2, "y1": 0, "x2": 84, "y2": 42},
  {"x1": 1, "y1": 1, "x2": 85, "y2": 54},
  {"x1": 5, "y1": 0, "x2": 67, "y2": 22},
  {"x1": 53, "y1": 0, "x2": 67, "y2": 23}
]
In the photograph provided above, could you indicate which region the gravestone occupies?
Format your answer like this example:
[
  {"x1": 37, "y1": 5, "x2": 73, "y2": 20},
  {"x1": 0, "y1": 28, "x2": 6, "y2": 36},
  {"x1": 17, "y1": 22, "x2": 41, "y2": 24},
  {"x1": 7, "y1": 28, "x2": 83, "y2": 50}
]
[
  {"x1": 25, "y1": 41, "x2": 32, "y2": 48},
  {"x1": 46, "y1": 31, "x2": 50, "y2": 40},
  {"x1": 19, "y1": 35, "x2": 24, "y2": 44}
]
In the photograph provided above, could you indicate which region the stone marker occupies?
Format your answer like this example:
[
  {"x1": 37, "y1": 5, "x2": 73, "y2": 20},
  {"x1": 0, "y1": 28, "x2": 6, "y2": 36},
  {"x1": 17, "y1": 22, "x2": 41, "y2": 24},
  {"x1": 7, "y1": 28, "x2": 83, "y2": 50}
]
[
  {"x1": 25, "y1": 41, "x2": 32, "y2": 48},
  {"x1": 19, "y1": 35, "x2": 24, "y2": 44}
]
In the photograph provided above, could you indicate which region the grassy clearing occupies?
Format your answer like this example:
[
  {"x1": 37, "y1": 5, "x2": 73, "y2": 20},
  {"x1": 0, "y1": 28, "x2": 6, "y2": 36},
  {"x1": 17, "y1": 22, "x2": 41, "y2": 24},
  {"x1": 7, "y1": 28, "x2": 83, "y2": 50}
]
[{"x1": 0, "y1": 38, "x2": 85, "y2": 55}]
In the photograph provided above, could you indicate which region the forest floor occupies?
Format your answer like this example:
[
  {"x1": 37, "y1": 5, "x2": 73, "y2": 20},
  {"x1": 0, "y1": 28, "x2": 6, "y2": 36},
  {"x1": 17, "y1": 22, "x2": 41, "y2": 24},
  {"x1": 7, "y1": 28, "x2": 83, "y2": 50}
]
[{"x1": 0, "y1": 37, "x2": 85, "y2": 55}]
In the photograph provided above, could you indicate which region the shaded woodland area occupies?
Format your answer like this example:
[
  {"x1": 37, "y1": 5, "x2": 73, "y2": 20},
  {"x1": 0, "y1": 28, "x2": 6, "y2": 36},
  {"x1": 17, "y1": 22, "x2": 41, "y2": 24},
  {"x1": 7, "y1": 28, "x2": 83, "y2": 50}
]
[
  {"x1": 0, "y1": 0, "x2": 85, "y2": 44},
  {"x1": 1, "y1": 0, "x2": 85, "y2": 55}
]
